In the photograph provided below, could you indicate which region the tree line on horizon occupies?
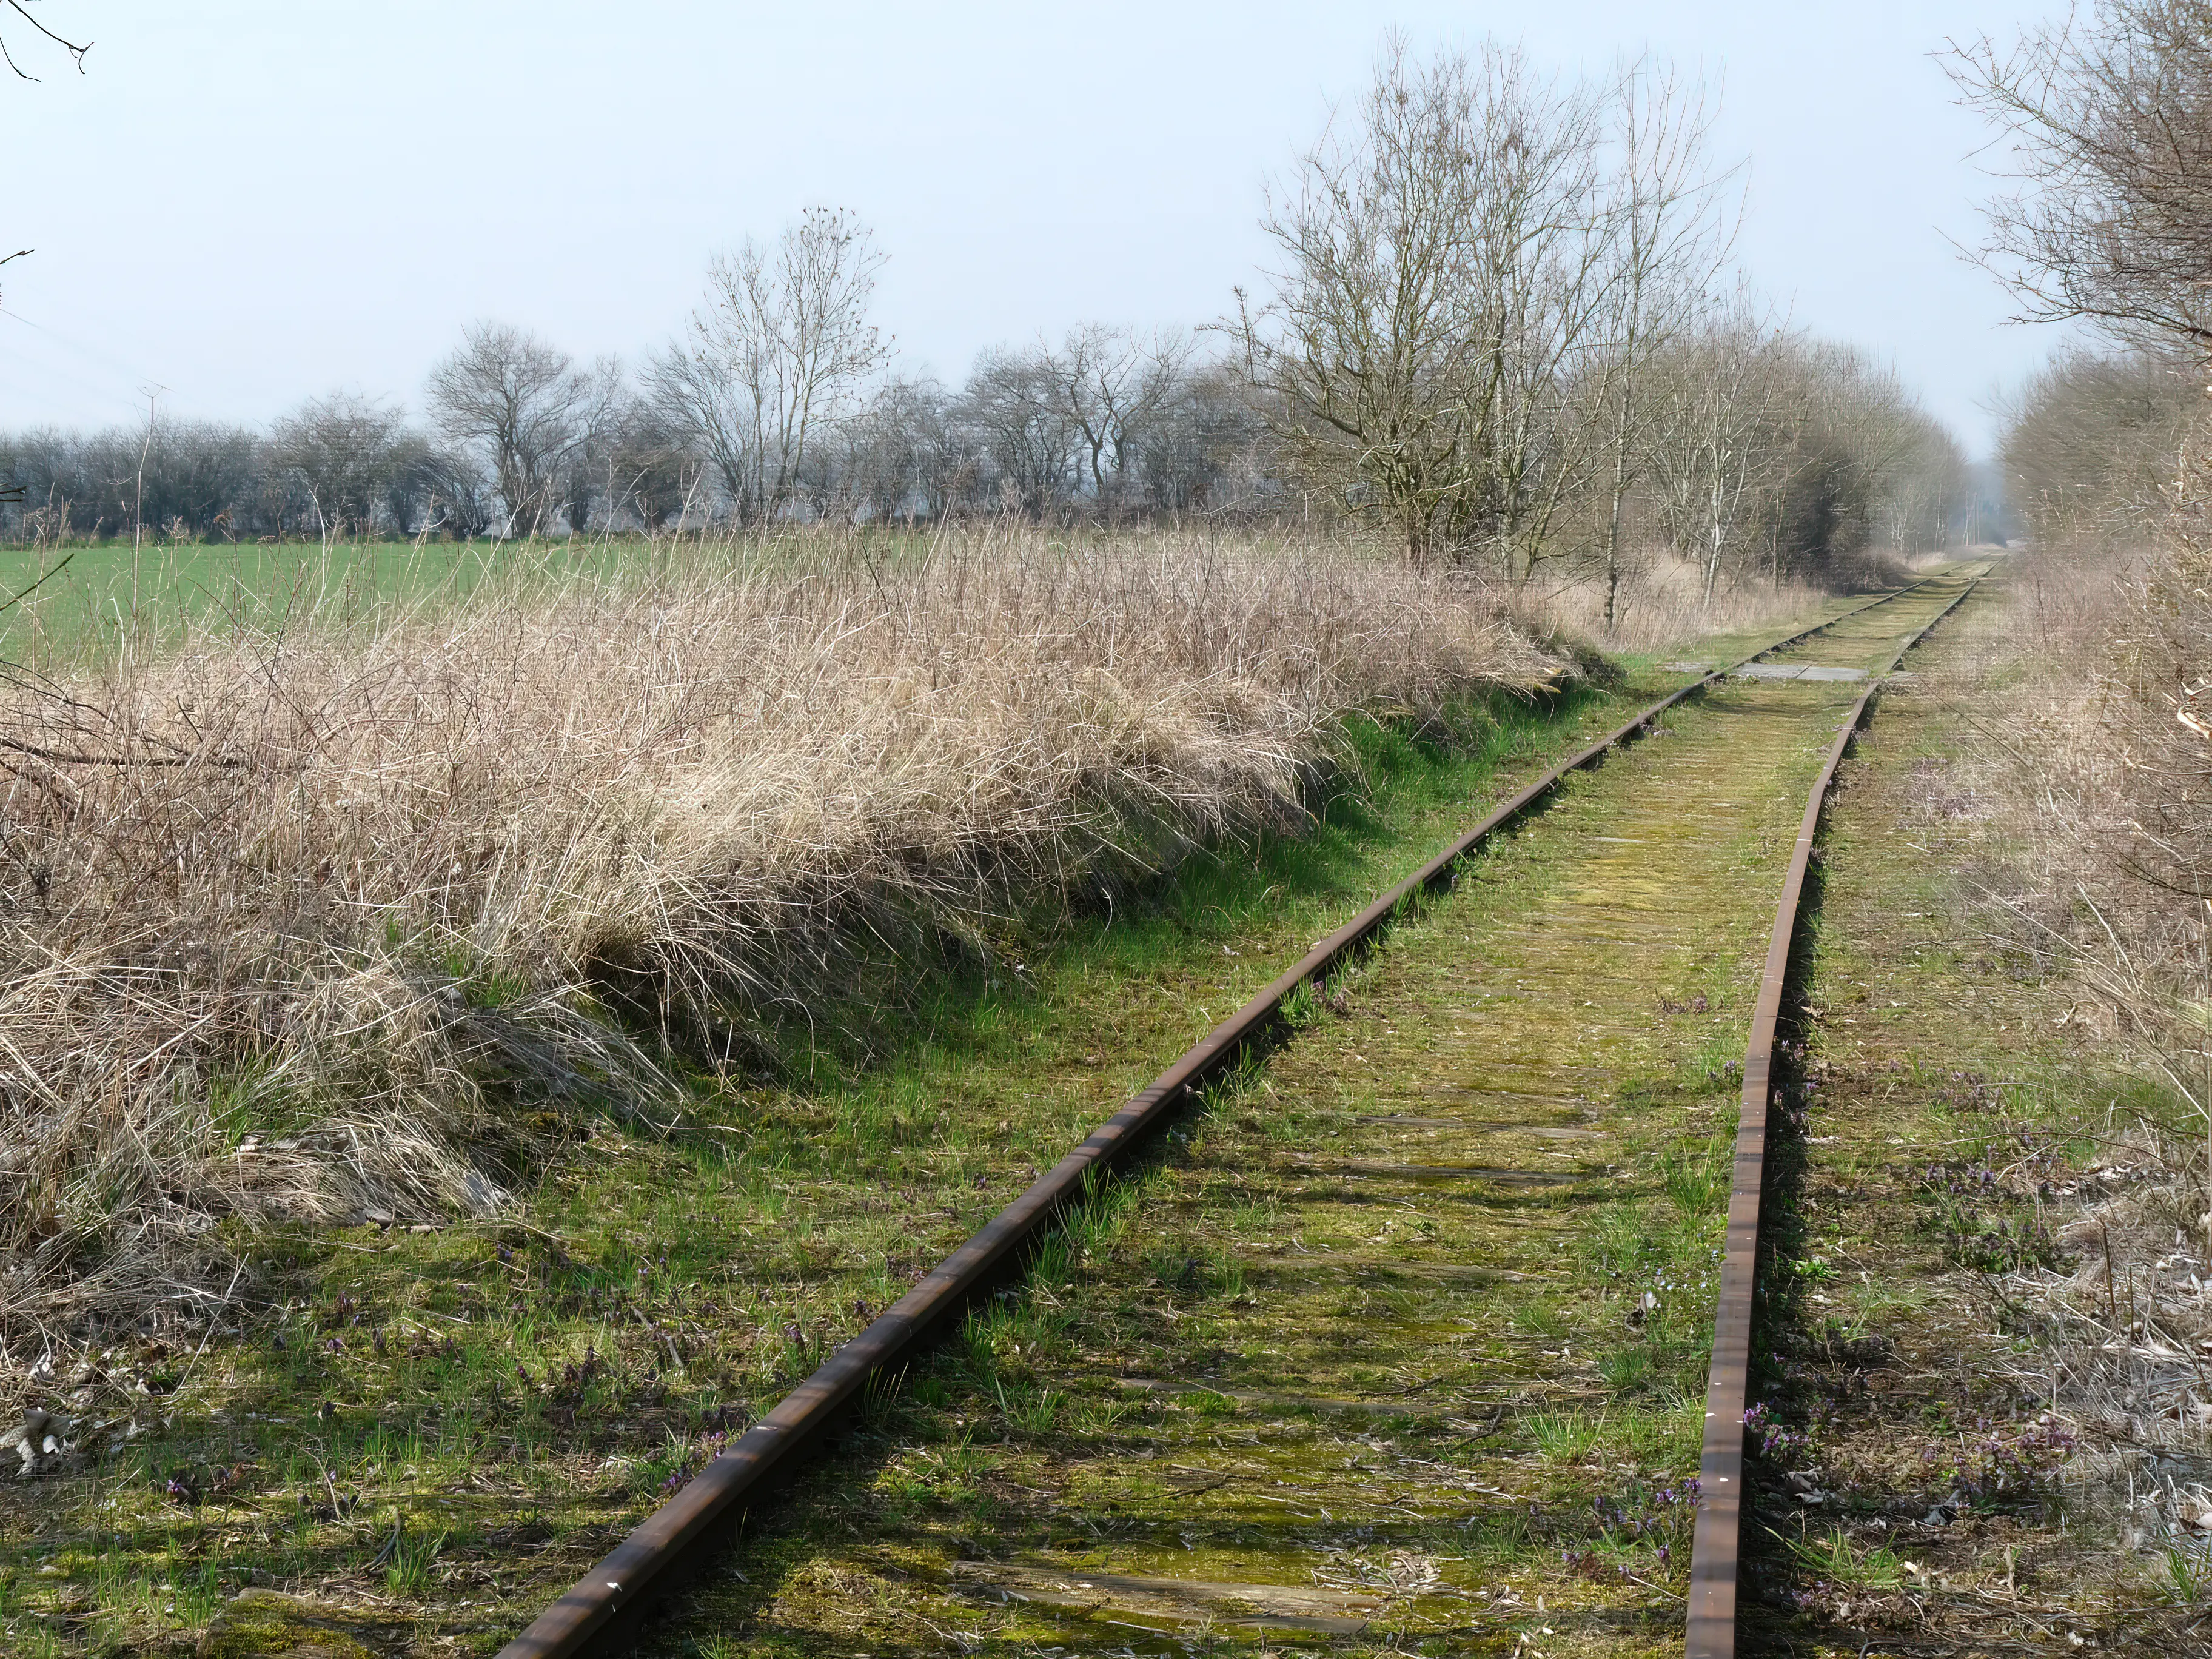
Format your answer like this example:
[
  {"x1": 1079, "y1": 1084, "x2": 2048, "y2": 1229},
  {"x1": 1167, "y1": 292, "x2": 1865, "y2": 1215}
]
[{"x1": 2, "y1": 42, "x2": 1990, "y2": 600}]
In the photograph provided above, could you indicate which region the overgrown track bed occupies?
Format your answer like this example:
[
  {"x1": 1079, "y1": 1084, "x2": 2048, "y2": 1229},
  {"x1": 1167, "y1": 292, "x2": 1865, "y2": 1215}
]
[
  {"x1": 1733, "y1": 574, "x2": 2211, "y2": 1659},
  {"x1": 1685, "y1": 573, "x2": 1979, "y2": 1659},
  {"x1": 485, "y1": 572, "x2": 1985, "y2": 1659}
]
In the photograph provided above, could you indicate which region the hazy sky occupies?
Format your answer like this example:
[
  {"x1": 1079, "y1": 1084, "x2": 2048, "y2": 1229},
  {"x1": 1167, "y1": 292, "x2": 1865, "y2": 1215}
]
[{"x1": 5, "y1": 1, "x2": 2071, "y2": 452}]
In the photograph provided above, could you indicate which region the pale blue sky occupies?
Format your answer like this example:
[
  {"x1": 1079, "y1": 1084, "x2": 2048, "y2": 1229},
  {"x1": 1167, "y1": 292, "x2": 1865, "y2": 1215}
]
[{"x1": 6, "y1": 1, "x2": 2066, "y2": 451}]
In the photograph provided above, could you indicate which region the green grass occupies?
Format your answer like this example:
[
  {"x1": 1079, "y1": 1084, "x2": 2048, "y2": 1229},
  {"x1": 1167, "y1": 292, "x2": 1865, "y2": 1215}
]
[
  {"x1": 1, "y1": 538, "x2": 488, "y2": 654},
  {"x1": 0, "y1": 663, "x2": 1648, "y2": 1654},
  {"x1": 1785, "y1": 1525, "x2": 1907, "y2": 1593},
  {"x1": 0, "y1": 534, "x2": 751, "y2": 659},
  {"x1": 0, "y1": 581, "x2": 1914, "y2": 1655},
  {"x1": 1527, "y1": 1408, "x2": 1609, "y2": 1463},
  {"x1": 1657, "y1": 1132, "x2": 1731, "y2": 1214}
]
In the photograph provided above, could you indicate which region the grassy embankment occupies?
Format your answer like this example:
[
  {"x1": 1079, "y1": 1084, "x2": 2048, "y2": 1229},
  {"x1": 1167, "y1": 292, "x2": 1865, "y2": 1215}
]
[
  {"x1": 1744, "y1": 571, "x2": 2210, "y2": 1654},
  {"x1": 614, "y1": 572, "x2": 1981, "y2": 1658},
  {"x1": 0, "y1": 526, "x2": 1543, "y2": 1654},
  {"x1": 0, "y1": 529, "x2": 1882, "y2": 1655}
]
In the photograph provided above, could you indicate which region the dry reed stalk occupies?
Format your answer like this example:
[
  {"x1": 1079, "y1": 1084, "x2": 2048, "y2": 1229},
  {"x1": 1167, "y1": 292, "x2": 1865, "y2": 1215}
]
[
  {"x1": 0, "y1": 524, "x2": 1556, "y2": 1367},
  {"x1": 1510, "y1": 549, "x2": 1872, "y2": 654}
]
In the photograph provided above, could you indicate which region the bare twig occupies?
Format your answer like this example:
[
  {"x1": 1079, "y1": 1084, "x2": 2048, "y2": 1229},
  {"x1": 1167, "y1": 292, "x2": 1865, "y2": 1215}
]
[{"x1": 1, "y1": 2, "x2": 89, "y2": 79}]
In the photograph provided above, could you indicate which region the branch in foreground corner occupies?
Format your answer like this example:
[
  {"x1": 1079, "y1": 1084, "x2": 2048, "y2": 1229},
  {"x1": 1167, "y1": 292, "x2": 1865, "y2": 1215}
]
[{"x1": 1, "y1": 2, "x2": 90, "y2": 79}]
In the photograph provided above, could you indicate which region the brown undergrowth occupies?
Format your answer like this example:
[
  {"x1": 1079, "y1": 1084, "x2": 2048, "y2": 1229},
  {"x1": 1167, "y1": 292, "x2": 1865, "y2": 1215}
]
[
  {"x1": 1949, "y1": 452, "x2": 2212, "y2": 1469},
  {"x1": 1743, "y1": 569, "x2": 2212, "y2": 1654},
  {"x1": 1513, "y1": 548, "x2": 1915, "y2": 657},
  {"x1": 0, "y1": 525, "x2": 1560, "y2": 1378}
]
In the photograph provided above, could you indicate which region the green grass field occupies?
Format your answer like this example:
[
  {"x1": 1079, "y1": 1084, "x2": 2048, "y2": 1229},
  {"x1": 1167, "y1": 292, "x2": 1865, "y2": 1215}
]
[
  {"x1": 0, "y1": 528, "x2": 1005, "y2": 662},
  {"x1": 0, "y1": 538, "x2": 655, "y2": 660}
]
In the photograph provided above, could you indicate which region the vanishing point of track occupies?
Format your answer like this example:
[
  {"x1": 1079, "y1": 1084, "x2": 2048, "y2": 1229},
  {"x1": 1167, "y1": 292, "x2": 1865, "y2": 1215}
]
[{"x1": 497, "y1": 568, "x2": 1987, "y2": 1659}]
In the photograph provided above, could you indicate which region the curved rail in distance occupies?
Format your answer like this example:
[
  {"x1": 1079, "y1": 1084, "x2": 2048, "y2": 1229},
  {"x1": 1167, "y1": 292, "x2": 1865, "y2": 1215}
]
[
  {"x1": 1684, "y1": 568, "x2": 1984, "y2": 1658},
  {"x1": 497, "y1": 574, "x2": 1958, "y2": 1659}
]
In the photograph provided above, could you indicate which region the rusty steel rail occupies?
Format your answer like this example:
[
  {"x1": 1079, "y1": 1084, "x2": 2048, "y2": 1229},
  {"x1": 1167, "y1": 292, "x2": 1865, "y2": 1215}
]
[
  {"x1": 1685, "y1": 568, "x2": 1984, "y2": 1659},
  {"x1": 496, "y1": 577, "x2": 1950, "y2": 1659}
]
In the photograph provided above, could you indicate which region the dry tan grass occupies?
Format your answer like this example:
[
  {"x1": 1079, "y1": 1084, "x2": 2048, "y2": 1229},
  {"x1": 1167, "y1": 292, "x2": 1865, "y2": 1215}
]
[
  {"x1": 1517, "y1": 548, "x2": 1919, "y2": 654},
  {"x1": 0, "y1": 523, "x2": 1558, "y2": 1361},
  {"x1": 1928, "y1": 460, "x2": 2212, "y2": 1537},
  {"x1": 1926, "y1": 544, "x2": 2134, "y2": 951},
  {"x1": 1956, "y1": 497, "x2": 2206, "y2": 999}
]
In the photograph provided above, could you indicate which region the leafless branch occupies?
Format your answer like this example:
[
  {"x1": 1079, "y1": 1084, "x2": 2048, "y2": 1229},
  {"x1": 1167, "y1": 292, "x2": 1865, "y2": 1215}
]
[
  {"x1": 1945, "y1": 1, "x2": 2212, "y2": 352},
  {"x1": 1, "y1": 1, "x2": 89, "y2": 80}
]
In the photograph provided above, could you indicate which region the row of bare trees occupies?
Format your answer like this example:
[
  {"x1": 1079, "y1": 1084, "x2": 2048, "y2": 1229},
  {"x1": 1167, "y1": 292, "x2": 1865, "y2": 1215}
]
[
  {"x1": 0, "y1": 318, "x2": 1264, "y2": 544},
  {"x1": 1953, "y1": 2, "x2": 2212, "y2": 555},
  {"x1": 1644, "y1": 313, "x2": 1975, "y2": 597},
  {"x1": 1, "y1": 39, "x2": 1977, "y2": 600},
  {"x1": 1996, "y1": 346, "x2": 2193, "y2": 549},
  {"x1": 1227, "y1": 39, "x2": 1977, "y2": 597}
]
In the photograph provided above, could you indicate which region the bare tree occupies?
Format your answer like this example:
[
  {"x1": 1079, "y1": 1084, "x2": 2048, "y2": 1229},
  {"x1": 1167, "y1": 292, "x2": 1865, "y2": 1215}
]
[
  {"x1": 1030, "y1": 325, "x2": 1194, "y2": 508},
  {"x1": 418, "y1": 446, "x2": 498, "y2": 541},
  {"x1": 269, "y1": 392, "x2": 415, "y2": 538},
  {"x1": 1587, "y1": 60, "x2": 1737, "y2": 623},
  {"x1": 425, "y1": 323, "x2": 618, "y2": 538},
  {"x1": 833, "y1": 373, "x2": 960, "y2": 525},
  {"x1": 378, "y1": 429, "x2": 438, "y2": 538},
  {"x1": 1236, "y1": 38, "x2": 1722, "y2": 575},
  {"x1": 959, "y1": 346, "x2": 1079, "y2": 512},
  {"x1": 1466, "y1": 70, "x2": 1633, "y2": 582},
  {"x1": 1640, "y1": 320, "x2": 1963, "y2": 596},
  {"x1": 1131, "y1": 361, "x2": 1270, "y2": 512},
  {"x1": 606, "y1": 399, "x2": 703, "y2": 532},
  {"x1": 1948, "y1": 2, "x2": 2212, "y2": 354},
  {"x1": 0, "y1": 2, "x2": 89, "y2": 82},
  {"x1": 1800, "y1": 344, "x2": 1948, "y2": 560},
  {"x1": 0, "y1": 2, "x2": 94, "y2": 297},
  {"x1": 2000, "y1": 345, "x2": 2194, "y2": 544},
  {"x1": 649, "y1": 206, "x2": 890, "y2": 523},
  {"x1": 1645, "y1": 301, "x2": 1795, "y2": 602},
  {"x1": 1875, "y1": 414, "x2": 1971, "y2": 554},
  {"x1": 1235, "y1": 39, "x2": 1509, "y2": 565}
]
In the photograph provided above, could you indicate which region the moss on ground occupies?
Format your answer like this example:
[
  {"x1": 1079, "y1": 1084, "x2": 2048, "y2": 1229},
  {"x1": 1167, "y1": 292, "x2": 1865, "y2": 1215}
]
[
  {"x1": 615, "y1": 579, "x2": 1983, "y2": 1657},
  {"x1": 0, "y1": 680, "x2": 1640, "y2": 1657},
  {"x1": 193, "y1": 1588, "x2": 399, "y2": 1658},
  {"x1": 0, "y1": 585, "x2": 1925, "y2": 1658}
]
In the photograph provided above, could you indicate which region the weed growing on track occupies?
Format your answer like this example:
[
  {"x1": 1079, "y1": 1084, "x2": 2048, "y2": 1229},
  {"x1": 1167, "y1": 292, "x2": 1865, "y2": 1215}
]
[
  {"x1": 623, "y1": 611, "x2": 1931, "y2": 1657},
  {"x1": 0, "y1": 564, "x2": 1909, "y2": 1654}
]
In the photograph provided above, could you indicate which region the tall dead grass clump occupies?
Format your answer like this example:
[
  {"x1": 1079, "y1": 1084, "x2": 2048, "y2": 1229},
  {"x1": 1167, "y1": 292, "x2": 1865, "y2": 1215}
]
[
  {"x1": 1970, "y1": 416, "x2": 2212, "y2": 996},
  {"x1": 1943, "y1": 423, "x2": 2212, "y2": 1509},
  {"x1": 0, "y1": 524, "x2": 1556, "y2": 1363},
  {"x1": 1512, "y1": 549, "x2": 1893, "y2": 655}
]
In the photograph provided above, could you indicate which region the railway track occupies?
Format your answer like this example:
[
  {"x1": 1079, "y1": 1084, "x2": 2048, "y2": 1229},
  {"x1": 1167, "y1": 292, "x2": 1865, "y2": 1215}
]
[{"x1": 499, "y1": 568, "x2": 1986, "y2": 1659}]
